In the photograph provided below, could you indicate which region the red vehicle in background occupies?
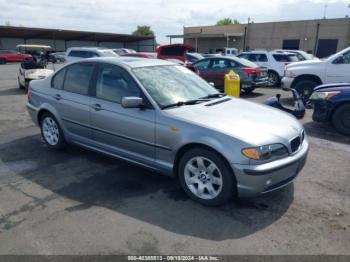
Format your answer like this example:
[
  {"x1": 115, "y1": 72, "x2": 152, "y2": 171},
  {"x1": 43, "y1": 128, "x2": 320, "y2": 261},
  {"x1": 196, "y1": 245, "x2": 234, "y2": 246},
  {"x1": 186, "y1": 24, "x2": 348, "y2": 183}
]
[
  {"x1": 156, "y1": 44, "x2": 191, "y2": 63},
  {"x1": 0, "y1": 50, "x2": 32, "y2": 64}
]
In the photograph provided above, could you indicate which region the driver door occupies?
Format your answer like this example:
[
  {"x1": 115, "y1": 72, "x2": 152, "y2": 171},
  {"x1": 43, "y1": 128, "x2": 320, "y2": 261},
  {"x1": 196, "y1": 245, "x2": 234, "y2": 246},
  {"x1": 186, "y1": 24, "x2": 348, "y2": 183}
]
[
  {"x1": 326, "y1": 51, "x2": 350, "y2": 83},
  {"x1": 90, "y1": 63, "x2": 156, "y2": 165}
]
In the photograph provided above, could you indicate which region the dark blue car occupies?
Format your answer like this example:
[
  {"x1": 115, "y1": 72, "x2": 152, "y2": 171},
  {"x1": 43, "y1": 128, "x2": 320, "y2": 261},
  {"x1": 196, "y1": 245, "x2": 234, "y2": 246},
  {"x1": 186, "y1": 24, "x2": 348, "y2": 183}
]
[{"x1": 310, "y1": 83, "x2": 350, "y2": 135}]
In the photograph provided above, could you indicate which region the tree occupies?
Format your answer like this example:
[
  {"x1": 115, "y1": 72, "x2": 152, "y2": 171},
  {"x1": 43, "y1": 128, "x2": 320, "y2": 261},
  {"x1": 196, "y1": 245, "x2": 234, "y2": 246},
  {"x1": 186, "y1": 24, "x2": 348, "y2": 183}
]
[
  {"x1": 216, "y1": 18, "x2": 240, "y2": 26},
  {"x1": 4, "y1": 21, "x2": 11, "y2": 26},
  {"x1": 132, "y1": 25, "x2": 155, "y2": 37}
]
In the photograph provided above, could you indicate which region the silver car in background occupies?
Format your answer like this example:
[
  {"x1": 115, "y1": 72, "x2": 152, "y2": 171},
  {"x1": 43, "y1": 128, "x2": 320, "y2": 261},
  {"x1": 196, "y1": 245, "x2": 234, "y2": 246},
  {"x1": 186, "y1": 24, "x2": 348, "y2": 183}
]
[{"x1": 26, "y1": 57, "x2": 308, "y2": 206}]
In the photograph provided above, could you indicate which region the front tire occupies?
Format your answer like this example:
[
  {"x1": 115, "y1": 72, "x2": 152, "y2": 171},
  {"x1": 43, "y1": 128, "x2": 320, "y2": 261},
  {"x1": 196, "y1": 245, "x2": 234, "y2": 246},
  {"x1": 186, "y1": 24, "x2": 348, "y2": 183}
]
[
  {"x1": 0, "y1": 58, "x2": 6, "y2": 65},
  {"x1": 332, "y1": 104, "x2": 350, "y2": 136},
  {"x1": 295, "y1": 79, "x2": 318, "y2": 102},
  {"x1": 40, "y1": 113, "x2": 66, "y2": 150},
  {"x1": 178, "y1": 148, "x2": 236, "y2": 206}
]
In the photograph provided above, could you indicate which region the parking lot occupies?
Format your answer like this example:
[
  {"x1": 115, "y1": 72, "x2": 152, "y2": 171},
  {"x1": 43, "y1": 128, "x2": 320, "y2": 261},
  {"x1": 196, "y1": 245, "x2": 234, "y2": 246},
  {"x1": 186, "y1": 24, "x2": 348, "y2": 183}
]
[{"x1": 0, "y1": 63, "x2": 349, "y2": 255}]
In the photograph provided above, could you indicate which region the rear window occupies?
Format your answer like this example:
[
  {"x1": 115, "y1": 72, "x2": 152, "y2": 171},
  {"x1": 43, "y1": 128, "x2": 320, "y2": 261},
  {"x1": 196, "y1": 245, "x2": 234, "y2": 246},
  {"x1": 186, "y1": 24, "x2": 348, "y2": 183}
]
[
  {"x1": 159, "y1": 46, "x2": 186, "y2": 56},
  {"x1": 236, "y1": 57, "x2": 258, "y2": 68},
  {"x1": 273, "y1": 54, "x2": 299, "y2": 62},
  {"x1": 98, "y1": 50, "x2": 119, "y2": 57},
  {"x1": 68, "y1": 50, "x2": 97, "y2": 58}
]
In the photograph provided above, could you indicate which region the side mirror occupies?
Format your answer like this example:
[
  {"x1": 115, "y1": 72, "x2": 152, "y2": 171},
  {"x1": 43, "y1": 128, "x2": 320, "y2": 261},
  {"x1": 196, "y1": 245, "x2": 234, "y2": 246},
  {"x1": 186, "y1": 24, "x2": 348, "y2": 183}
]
[
  {"x1": 121, "y1": 97, "x2": 143, "y2": 109},
  {"x1": 209, "y1": 82, "x2": 215, "y2": 87}
]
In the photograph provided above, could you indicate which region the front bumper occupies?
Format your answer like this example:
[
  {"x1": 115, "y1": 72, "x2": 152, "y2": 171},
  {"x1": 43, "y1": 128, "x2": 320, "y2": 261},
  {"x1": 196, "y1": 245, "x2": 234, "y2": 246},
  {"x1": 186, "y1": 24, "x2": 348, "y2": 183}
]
[
  {"x1": 312, "y1": 100, "x2": 333, "y2": 122},
  {"x1": 232, "y1": 139, "x2": 309, "y2": 198},
  {"x1": 281, "y1": 77, "x2": 294, "y2": 90}
]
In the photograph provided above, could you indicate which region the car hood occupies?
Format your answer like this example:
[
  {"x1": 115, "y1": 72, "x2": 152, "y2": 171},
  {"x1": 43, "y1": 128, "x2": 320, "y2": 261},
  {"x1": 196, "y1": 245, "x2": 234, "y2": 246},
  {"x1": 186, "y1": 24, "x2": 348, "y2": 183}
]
[
  {"x1": 287, "y1": 59, "x2": 324, "y2": 68},
  {"x1": 25, "y1": 69, "x2": 54, "y2": 79},
  {"x1": 166, "y1": 97, "x2": 303, "y2": 146},
  {"x1": 314, "y1": 83, "x2": 350, "y2": 94}
]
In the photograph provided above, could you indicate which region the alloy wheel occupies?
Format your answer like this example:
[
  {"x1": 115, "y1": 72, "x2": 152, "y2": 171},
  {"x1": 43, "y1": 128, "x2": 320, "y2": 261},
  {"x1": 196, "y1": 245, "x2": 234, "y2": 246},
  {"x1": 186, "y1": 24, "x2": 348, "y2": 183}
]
[
  {"x1": 184, "y1": 156, "x2": 223, "y2": 200},
  {"x1": 42, "y1": 117, "x2": 60, "y2": 146}
]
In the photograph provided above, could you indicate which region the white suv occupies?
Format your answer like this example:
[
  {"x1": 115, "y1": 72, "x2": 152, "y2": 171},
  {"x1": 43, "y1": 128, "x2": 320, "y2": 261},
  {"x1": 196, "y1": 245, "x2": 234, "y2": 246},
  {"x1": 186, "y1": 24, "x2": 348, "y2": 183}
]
[
  {"x1": 65, "y1": 47, "x2": 118, "y2": 63},
  {"x1": 238, "y1": 51, "x2": 299, "y2": 86},
  {"x1": 282, "y1": 47, "x2": 350, "y2": 100}
]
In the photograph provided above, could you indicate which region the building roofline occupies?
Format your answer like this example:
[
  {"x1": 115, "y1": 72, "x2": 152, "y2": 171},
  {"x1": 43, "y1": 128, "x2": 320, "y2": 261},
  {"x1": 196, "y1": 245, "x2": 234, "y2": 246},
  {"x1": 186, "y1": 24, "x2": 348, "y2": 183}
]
[
  {"x1": 0, "y1": 25, "x2": 154, "y2": 42},
  {"x1": 184, "y1": 17, "x2": 349, "y2": 29}
]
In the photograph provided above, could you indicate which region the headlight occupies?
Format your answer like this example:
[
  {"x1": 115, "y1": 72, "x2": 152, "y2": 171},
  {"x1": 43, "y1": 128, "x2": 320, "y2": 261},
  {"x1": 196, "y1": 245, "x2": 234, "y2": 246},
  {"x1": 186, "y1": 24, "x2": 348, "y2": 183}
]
[
  {"x1": 309, "y1": 91, "x2": 340, "y2": 101},
  {"x1": 285, "y1": 70, "x2": 296, "y2": 78},
  {"x1": 242, "y1": 144, "x2": 288, "y2": 161}
]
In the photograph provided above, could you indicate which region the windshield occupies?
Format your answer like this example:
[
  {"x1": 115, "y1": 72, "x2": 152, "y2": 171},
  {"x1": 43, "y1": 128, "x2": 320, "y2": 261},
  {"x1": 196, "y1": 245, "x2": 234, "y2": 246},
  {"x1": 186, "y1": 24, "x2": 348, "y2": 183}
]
[
  {"x1": 236, "y1": 57, "x2": 259, "y2": 68},
  {"x1": 98, "y1": 50, "x2": 119, "y2": 57},
  {"x1": 132, "y1": 65, "x2": 219, "y2": 108}
]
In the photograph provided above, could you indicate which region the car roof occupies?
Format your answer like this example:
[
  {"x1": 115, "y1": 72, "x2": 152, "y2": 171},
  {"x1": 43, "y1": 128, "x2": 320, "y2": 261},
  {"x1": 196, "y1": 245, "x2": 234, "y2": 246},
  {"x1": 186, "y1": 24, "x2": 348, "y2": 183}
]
[
  {"x1": 74, "y1": 57, "x2": 175, "y2": 68},
  {"x1": 67, "y1": 47, "x2": 110, "y2": 51},
  {"x1": 240, "y1": 51, "x2": 296, "y2": 55}
]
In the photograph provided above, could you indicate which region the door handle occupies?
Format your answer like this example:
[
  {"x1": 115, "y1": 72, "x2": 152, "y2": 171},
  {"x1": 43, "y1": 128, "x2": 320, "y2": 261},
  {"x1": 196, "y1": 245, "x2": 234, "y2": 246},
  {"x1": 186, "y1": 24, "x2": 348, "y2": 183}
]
[
  {"x1": 54, "y1": 94, "x2": 62, "y2": 100},
  {"x1": 92, "y1": 103, "x2": 103, "y2": 111}
]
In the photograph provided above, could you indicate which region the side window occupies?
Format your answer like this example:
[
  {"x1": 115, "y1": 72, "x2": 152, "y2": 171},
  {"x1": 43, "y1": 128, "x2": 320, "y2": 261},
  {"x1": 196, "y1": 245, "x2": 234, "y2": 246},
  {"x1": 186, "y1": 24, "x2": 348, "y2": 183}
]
[
  {"x1": 238, "y1": 54, "x2": 249, "y2": 60},
  {"x1": 64, "y1": 63, "x2": 94, "y2": 95},
  {"x1": 273, "y1": 54, "x2": 290, "y2": 62},
  {"x1": 194, "y1": 59, "x2": 210, "y2": 70},
  {"x1": 249, "y1": 54, "x2": 257, "y2": 62},
  {"x1": 340, "y1": 51, "x2": 350, "y2": 64},
  {"x1": 95, "y1": 64, "x2": 140, "y2": 103},
  {"x1": 228, "y1": 60, "x2": 239, "y2": 67},
  {"x1": 51, "y1": 68, "x2": 66, "y2": 89},
  {"x1": 68, "y1": 50, "x2": 81, "y2": 57},
  {"x1": 85, "y1": 51, "x2": 98, "y2": 58},
  {"x1": 257, "y1": 54, "x2": 268, "y2": 62},
  {"x1": 211, "y1": 59, "x2": 228, "y2": 69}
]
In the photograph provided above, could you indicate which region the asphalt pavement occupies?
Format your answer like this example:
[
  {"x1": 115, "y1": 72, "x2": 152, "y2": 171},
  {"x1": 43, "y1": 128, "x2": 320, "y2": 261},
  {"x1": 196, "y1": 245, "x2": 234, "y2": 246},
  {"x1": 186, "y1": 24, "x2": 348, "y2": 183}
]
[{"x1": 0, "y1": 63, "x2": 349, "y2": 255}]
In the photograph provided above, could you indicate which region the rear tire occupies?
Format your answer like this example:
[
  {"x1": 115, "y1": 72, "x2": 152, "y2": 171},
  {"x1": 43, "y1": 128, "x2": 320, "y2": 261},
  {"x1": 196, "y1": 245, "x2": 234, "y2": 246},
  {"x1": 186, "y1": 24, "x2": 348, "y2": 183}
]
[
  {"x1": 0, "y1": 58, "x2": 6, "y2": 64},
  {"x1": 294, "y1": 79, "x2": 318, "y2": 102},
  {"x1": 178, "y1": 147, "x2": 236, "y2": 206},
  {"x1": 18, "y1": 77, "x2": 25, "y2": 89},
  {"x1": 40, "y1": 112, "x2": 66, "y2": 150},
  {"x1": 332, "y1": 104, "x2": 350, "y2": 136},
  {"x1": 267, "y1": 71, "x2": 280, "y2": 87}
]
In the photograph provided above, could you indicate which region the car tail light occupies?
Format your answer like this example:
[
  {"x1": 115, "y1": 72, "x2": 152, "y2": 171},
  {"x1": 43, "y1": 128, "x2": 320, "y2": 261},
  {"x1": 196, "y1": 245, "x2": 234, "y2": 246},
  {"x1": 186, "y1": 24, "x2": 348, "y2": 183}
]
[{"x1": 244, "y1": 68, "x2": 261, "y2": 74}]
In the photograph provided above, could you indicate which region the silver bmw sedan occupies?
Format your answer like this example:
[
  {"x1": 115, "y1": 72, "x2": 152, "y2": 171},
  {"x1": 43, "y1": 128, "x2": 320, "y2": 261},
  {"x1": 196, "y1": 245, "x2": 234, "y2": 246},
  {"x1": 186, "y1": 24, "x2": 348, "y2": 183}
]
[{"x1": 26, "y1": 57, "x2": 308, "y2": 206}]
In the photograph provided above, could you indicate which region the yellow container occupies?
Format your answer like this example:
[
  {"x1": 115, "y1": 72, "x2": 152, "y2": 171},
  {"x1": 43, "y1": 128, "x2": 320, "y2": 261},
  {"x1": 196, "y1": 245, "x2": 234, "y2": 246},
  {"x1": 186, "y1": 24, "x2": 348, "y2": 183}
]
[{"x1": 224, "y1": 70, "x2": 240, "y2": 97}]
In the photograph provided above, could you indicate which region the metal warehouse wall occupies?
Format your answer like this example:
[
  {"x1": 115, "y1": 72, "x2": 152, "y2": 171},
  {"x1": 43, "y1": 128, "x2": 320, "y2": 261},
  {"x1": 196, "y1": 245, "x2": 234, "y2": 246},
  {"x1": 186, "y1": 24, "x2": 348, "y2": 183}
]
[
  {"x1": 184, "y1": 18, "x2": 350, "y2": 54},
  {"x1": 0, "y1": 37, "x2": 155, "y2": 52}
]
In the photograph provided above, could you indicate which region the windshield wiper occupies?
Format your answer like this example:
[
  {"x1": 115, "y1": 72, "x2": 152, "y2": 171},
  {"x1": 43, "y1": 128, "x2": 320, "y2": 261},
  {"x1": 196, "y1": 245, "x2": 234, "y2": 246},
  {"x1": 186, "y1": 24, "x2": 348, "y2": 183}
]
[
  {"x1": 200, "y1": 93, "x2": 226, "y2": 99},
  {"x1": 161, "y1": 99, "x2": 210, "y2": 110}
]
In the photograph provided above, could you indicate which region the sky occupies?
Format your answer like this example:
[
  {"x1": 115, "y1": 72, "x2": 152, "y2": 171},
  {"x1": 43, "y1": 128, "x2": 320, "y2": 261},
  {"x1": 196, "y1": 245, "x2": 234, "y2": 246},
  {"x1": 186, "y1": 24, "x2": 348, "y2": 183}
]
[{"x1": 0, "y1": 0, "x2": 349, "y2": 44}]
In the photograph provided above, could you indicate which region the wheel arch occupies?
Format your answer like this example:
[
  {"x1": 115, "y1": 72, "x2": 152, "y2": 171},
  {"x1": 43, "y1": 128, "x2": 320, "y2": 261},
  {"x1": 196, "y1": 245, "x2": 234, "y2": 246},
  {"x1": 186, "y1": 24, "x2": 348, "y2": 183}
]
[
  {"x1": 291, "y1": 74, "x2": 322, "y2": 89},
  {"x1": 173, "y1": 143, "x2": 236, "y2": 180}
]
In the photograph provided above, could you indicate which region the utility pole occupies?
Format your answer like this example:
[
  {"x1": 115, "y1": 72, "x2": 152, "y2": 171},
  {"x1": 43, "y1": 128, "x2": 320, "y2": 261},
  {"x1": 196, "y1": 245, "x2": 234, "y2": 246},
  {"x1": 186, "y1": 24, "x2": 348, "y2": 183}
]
[
  {"x1": 246, "y1": 17, "x2": 251, "y2": 51},
  {"x1": 323, "y1": 1, "x2": 328, "y2": 19}
]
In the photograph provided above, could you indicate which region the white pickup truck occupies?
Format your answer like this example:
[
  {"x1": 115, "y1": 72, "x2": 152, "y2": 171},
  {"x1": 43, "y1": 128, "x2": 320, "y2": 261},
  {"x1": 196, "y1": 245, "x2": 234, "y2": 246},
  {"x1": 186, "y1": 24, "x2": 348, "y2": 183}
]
[{"x1": 282, "y1": 47, "x2": 350, "y2": 100}]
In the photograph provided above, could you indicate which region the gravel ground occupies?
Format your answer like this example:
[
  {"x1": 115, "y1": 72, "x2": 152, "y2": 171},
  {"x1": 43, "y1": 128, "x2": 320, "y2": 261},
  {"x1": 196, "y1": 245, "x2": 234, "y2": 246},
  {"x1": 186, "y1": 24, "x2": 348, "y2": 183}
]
[{"x1": 0, "y1": 63, "x2": 349, "y2": 255}]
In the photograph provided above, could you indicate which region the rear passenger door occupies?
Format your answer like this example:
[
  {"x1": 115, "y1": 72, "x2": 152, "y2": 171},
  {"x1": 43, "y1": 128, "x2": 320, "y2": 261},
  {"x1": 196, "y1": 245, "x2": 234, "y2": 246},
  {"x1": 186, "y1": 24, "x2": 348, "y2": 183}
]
[
  {"x1": 208, "y1": 58, "x2": 232, "y2": 88},
  {"x1": 50, "y1": 62, "x2": 94, "y2": 141},
  {"x1": 90, "y1": 63, "x2": 156, "y2": 165}
]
